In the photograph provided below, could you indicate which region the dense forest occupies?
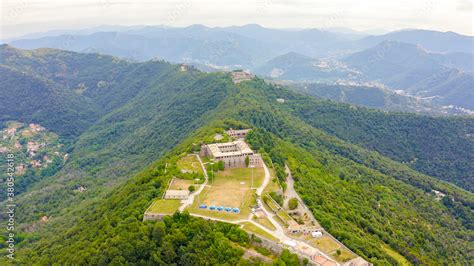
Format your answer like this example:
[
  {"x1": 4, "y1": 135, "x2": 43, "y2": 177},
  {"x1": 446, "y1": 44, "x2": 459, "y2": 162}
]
[
  {"x1": 0, "y1": 65, "x2": 99, "y2": 137},
  {"x1": 1, "y1": 46, "x2": 473, "y2": 264},
  {"x1": 286, "y1": 96, "x2": 474, "y2": 192}
]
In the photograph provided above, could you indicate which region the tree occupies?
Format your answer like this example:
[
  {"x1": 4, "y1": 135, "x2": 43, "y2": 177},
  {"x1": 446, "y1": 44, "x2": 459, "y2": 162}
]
[
  {"x1": 217, "y1": 160, "x2": 225, "y2": 171},
  {"x1": 288, "y1": 198, "x2": 298, "y2": 210},
  {"x1": 245, "y1": 156, "x2": 250, "y2": 167},
  {"x1": 275, "y1": 249, "x2": 300, "y2": 265},
  {"x1": 188, "y1": 185, "x2": 195, "y2": 192},
  {"x1": 269, "y1": 191, "x2": 284, "y2": 206}
]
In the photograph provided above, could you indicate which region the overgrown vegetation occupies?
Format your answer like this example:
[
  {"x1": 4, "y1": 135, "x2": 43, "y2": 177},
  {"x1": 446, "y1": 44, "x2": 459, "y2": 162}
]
[{"x1": 288, "y1": 198, "x2": 298, "y2": 210}]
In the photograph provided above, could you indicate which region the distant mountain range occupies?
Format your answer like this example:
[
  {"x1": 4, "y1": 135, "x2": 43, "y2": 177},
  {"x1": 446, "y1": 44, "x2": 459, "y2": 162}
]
[
  {"x1": 7, "y1": 25, "x2": 472, "y2": 66},
  {"x1": 253, "y1": 52, "x2": 360, "y2": 82},
  {"x1": 344, "y1": 41, "x2": 474, "y2": 110},
  {"x1": 254, "y1": 40, "x2": 473, "y2": 111},
  {"x1": 7, "y1": 24, "x2": 360, "y2": 67},
  {"x1": 359, "y1": 29, "x2": 474, "y2": 54},
  {"x1": 5, "y1": 25, "x2": 473, "y2": 112}
]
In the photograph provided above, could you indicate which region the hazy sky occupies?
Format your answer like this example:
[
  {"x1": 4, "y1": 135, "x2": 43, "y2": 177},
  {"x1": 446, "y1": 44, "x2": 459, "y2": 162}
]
[{"x1": 1, "y1": 0, "x2": 473, "y2": 39}]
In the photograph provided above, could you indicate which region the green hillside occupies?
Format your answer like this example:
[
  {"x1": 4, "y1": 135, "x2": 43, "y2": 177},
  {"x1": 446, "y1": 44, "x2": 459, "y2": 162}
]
[
  {"x1": 291, "y1": 82, "x2": 468, "y2": 116},
  {"x1": 0, "y1": 65, "x2": 100, "y2": 137},
  {"x1": 1, "y1": 47, "x2": 473, "y2": 265},
  {"x1": 285, "y1": 94, "x2": 474, "y2": 192}
]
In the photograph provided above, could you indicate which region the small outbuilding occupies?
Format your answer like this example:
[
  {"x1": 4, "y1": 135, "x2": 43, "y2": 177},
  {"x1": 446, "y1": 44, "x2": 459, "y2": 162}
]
[{"x1": 164, "y1": 190, "x2": 190, "y2": 200}]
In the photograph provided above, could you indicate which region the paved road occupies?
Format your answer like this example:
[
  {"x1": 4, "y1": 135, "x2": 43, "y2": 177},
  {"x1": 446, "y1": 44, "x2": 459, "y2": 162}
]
[
  {"x1": 185, "y1": 158, "x2": 338, "y2": 264},
  {"x1": 256, "y1": 162, "x2": 288, "y2": 240}
]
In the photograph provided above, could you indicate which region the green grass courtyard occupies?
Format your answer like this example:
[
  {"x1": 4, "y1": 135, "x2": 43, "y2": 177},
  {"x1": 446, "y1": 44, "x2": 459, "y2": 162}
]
[
  {"x1": 187, "y1": 167, "x2": 264, "y2": 221},
  {"x1": 147, "y1": 199, "x2": 182, "y2": 214}
]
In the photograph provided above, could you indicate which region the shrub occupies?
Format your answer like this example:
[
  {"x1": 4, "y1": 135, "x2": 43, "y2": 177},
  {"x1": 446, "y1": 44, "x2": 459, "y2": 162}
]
[{"x1": 288, "y1": 198, "x2": 298, "y2": 210}]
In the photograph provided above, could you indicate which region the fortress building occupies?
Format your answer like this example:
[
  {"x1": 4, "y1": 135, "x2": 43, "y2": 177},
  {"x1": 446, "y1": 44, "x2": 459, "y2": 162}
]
[
  {"x1": 226, "y1": 128, "x2": 250, "y2": 139},
  {"x1": 230, "y1": 70, "x2": 254, "y2": 84},
  {"x1": 200, "y1": 140, "x2": 262, "y2": 168}
]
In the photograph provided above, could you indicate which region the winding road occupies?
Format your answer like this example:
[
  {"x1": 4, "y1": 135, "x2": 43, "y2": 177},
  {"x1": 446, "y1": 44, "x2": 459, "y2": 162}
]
[
  {"x1": 185, "y1": 156, "x2": 338, "y2": 264},
  {"x1": 178, "y1": 154, "x2": 208, "y2": 212}
]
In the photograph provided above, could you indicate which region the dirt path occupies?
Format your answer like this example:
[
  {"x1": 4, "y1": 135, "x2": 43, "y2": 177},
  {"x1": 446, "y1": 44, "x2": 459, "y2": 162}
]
[
  {"x1": 179, "y1": 154, "x2": 208, "y2": 211},
  {"x1": 284, "y1": 165, "x2": 318, "y2": 226},
  {"x1": 285, "y1": 165, "x2": 363, "y2": 264}
]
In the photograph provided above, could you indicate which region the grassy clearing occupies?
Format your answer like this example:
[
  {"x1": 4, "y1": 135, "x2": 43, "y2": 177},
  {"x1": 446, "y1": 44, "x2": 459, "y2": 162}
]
[
  {"x1": 277, "y1": 210, "x2": 292, "y2": 223},
  {"x1": 264, "y1": 194, "x2": 280, "y2": 212},
  {"x1": 188, "y1": 188, "x2": 255, "y2": 220},
  {"x1": 253, "y1": 215, "x2": 276, "y2": 231},
  {"x1": 272, "y1": 215, "x2": 286, "y2": 228},
  {"x1": 263, "y1": 168, "x2": 281, "y2": 194},
  {"x1": 188, "y1": 167, "x2": 263, "y2": 221},
  {"x1": 331, "y1": 248, "x2": 356, "y2": 263},
  {"x1": 169, "y1": 178, "x2": 195, "y2": 190},
  {"x1": 211, "y1": 167, "x2": 264, "y2": 188},
  {"x1": 308, "y1": 235, "x2": 340, "y2": 253},
  {"x1": 176, "y1": 154, "x2": 203, "y2": 174},
  {"x1": 240, "y1": 222, "x2": 279, "y2": 242},
  {"x1": 381, "y1": 245, "x2": 411, "y2": 266},
  {"x1": 148, "y1": 199, "x2": 181, "y2": 214},
  {"x1": 308, "y1": 235, "x2": 356, "y2": 263}
]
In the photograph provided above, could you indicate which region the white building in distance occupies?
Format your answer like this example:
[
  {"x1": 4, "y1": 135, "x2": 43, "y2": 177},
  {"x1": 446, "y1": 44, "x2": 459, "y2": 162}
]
[{"x1": 226, "y1": 128, "x2": 250, "y2": 139}]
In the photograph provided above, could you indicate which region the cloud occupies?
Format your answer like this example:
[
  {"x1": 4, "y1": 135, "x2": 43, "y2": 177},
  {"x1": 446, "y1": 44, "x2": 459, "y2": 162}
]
[
  {"x1": 0, "y1": 0, "x2": 472, "y2": 39},
  {"x1": 457, "y1": 0, "x2": 473, "y2": 12}
]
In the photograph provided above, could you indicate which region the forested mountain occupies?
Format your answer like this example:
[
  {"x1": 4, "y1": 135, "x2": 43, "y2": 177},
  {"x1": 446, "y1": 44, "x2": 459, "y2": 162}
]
[
  {"x1": 0, "y1": 44, "x2": 176, "y2": 113},
  {"x1": 346, "y1": 41, "x2": 473, "y2": 73},
  {"x1": 255, "y1": 46, "x2": 473, "y2": 83},
  {"x1": 289, "y1": 82, "x2": 469, "y2": 115},
  {"x1": 344, "y1": 41, "x2": 474, "y2": 110},
  {"x1": 1, "y1": 47, "x2": 473, "y2": 265},
  {"x1": 253, "y1": 52, "x2": 358, "y2": 82},
  {"x1": 253, "y1": 42, "x2": 473, "y2": 113},
  {"x1": 283, "y1": 91, "x2": 474, "y2": 192},
  {"x1": 7, "y1": 25, "x2": 472, "y2": 113},
  {"x1": 359, "y1": 29, "x2": 474, "y2": 54},
  {"x1": 0, "y1": 65, "x2": 99, "y2": 137}
]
